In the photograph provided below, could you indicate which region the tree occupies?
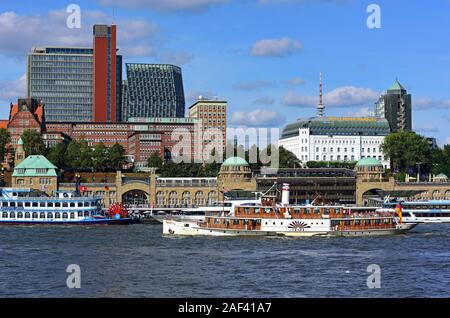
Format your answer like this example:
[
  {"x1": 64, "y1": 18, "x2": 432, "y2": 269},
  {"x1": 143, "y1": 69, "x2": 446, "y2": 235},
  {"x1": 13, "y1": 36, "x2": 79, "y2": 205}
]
[
  {"x1": 21, "y1": 129, "x2": 46, "y2": 157},
  {"x1": 147, "y1": 151, "x2": 163, "y2": 169},
  {"x1": 381, "y1": 131, "x2": 432, "y2": 173},
  {"x1": 47, "y1": 143, "x2": 67, "y2": 168},
  {"x1": 279, "y1": 146, "x2": 300, "y2": 168},
  {"x1": 109, "y1": 143, "x2": 126, "y2": 170},
  {"x1": 92, "y1": 143, "x2": 109, "y2": 171},
  {"x1": 0, "y1": 128, "x2": 11, "y2": 162},
  {"x1": 78, "y1": 140, "x2": 93, "y2": 171},
  {"x1": 64, "y1": 140, "x2": 82, "y2": 169}
]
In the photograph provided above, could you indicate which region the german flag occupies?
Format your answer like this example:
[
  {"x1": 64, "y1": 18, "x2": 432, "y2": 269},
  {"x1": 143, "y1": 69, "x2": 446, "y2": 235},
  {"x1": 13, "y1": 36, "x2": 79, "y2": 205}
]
[{"x1": 395, "y1": 203, "x2": 403, "y2": 224}]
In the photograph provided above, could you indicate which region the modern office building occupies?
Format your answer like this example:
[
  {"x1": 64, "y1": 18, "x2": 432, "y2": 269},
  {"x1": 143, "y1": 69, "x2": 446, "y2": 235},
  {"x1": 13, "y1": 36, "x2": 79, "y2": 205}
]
[
  {"x1": 279, "y1": 116, "x2": 391, "y2": 168},
  {"x1": 27, "y1": 24, "x2": 122, "y2": 123},
  {"x1": 374, "y1": 79, "x2": 412, "y2": 131},
  {"x1": 124, "y1": 63, "x2": 185, "y2": 120},
  {"x1": 189, "y1": 98, "x2": 227, "y2": 163},
  {"x1": 121, "y1": 80, "x2": 128, "y2": 121},
  {"x1": 27, "y1": 47, "x2": 94, "y2": 122}
]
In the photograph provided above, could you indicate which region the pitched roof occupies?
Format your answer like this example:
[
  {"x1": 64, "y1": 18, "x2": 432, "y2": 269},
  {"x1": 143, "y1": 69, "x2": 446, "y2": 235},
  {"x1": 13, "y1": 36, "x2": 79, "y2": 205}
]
[
  {"x1": 356, "y1": 157, "x2": 382, "y2": 167},
  {"x1": 12, "y1": 155, "x2": 58, "y2": 177},
  {"x1": 388, "y1": 79, "x2": 406, "y2": 92}
]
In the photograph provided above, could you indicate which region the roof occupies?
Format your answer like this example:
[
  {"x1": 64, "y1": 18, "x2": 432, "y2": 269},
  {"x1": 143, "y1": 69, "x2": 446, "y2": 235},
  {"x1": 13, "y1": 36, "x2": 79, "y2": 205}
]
[
  {"x1": 222, "y1": 157, "x2": 249, "y2": 166},
  {"x1": 18, "y1": 137, "x2": 23, "y2": 145},
  {"x1": 435, "y1": 173, "x2": 448, "y2": 179},
  {"x1": 356, "y1": 157, "x2": 383, "y2": 167},
  {"x1": 12, "y1": 155, "x2": 58, "y2": 177},
  {"x1": 0, "y1": 120, "x2": 8, "y2": 129},
  {"x1": 387, "y1": 79, "x2": 406, "y2": 92},
  {"x1": 280, "y1": 116, "x2": 391, "y2": 139}
]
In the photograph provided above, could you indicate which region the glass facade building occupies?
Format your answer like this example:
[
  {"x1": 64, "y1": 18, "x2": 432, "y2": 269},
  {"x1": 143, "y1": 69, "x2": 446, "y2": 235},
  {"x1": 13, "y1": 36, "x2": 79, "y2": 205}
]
[
  {"x1": 124, "y1": 63, "x2": 185, "y2": 120},
  {"x1": 27, "y1": 47, "x2": 94, "y2": 122}
]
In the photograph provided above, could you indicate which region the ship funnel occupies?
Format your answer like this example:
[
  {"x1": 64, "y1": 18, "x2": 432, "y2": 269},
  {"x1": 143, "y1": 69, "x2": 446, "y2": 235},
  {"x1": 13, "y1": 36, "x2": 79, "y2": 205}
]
[{"x1": 281, "y1": 183, "x2": 290, "y2": 206}]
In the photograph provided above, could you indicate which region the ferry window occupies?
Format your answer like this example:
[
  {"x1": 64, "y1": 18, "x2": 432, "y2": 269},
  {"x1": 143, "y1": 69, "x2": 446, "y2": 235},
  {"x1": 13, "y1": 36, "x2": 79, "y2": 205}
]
[
  {"x1": 77, "y1": 202, "x2": 82, "y2": 207},
  {"x1": 70, "y1": 203, "x2": 75, "y2": 208},
  {"x1": 214, "y1": 218, "x2": 220, "y2": 224},
  {"x1": 63, "y1": 202, "x2": 68, "y2": 208},
  {"x1": 264, "y1": 208, "x2": 271, "y2": 214},
  {"x1": 84, "y1": 211, "x2": 90, "y2": 217},
  {"x1": 10, "y1": 212, "x2": 15, "y2": 218},
  {"x1": 314, "y1": 208, "x2": 320, "y2": 214},
  {"x1": 91, "y1": 202, "x2": 96, "y2": 207},
  {"x1": 32, "y1": 202, "x2": 38, "y2": 207},
  {"x1": 2, "y1": 212, "x2": 7, "y2": 218},
  {"x1": 78, "y1": 212, "x2": 83, "y2": 217},
  {"x1": 47, "y1": 213, "x2": 53, "y2": 219},
  {"x1": 62, "y1": 213, "x2": 68, "y2": 219},
  {"x1": 10, "y1": 202, "x2": 16, "y2": 207},
  {"x1": 17, "y1": 202, "x2": 23, "y2": 207},
  {"x1": 17, "y1": 212, "x2": 23, "y2": 218},
  {"x1": 303, "y1": 209, "x2": 309, "y2": 214},
  {"x1": 25, "y1": 212, "x2": 30, "y2": 219},
  {"x1": 70, "y1": 213, "x2": 75, "y2": 219},
  {"x1": 233, "y1": 219, "x2": 240, "y2": 225},
  {"x1": 84, "y1": 202, "x2": 90, "y2": 207},
  {"x1": 39, "y1": 202, "x2": 45, "y2": 207},
  {"x1": 244, "y1": 208, "x2": 250, "y2": 213},
  {"x1": 40, "y1": 213, "x2": 45, "y2": 219},
  {"x1": 294, "y1": 208, "x2": 300, "y2": 214},
  {"x1": 48, "y1": 202, "x2": 53, "y2": 207},
  {"x1": 55, "y1": 202, "x2": 61, "y2": 207},
  {"x1": 254, "y1": 208, "x2": 260, "y2": 214},
  {"x1": 32, "y1": 213, "x2": 38, "y2": 219},
  {"x1": 55, "y1": 213, "x2": 61, "y2": 219},
  {"x1": 324, "y1": 208, "x2": 330, "y2": 215},
  {"x1": 1, "y1": 202, "x2": 6, "y2": 207}
]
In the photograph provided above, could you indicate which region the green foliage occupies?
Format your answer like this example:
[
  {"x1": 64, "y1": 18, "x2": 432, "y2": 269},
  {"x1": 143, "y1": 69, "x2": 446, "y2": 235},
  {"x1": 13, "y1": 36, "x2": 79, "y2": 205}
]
[
  {"x1": 47, "y1": 143, "x2": 67, "y2": 168},
  {"x1": 381, "y1": 131, "x2": 432, "y2": 173},
  {"x1": 92, "y1": 143, "x2": 108, "y2": 171},
  {"x1": 0, "y1": 128, "x2": 11, "y2": 162},
  {"x1": 147, "y1": 151, "x2": 163, "y2": 169},
  {"x1": 109, "y1": 143, "x2": 126, "y2": 170},
  {"x1": 21, "y1": 129, "x2": 46, "y2": 157}
]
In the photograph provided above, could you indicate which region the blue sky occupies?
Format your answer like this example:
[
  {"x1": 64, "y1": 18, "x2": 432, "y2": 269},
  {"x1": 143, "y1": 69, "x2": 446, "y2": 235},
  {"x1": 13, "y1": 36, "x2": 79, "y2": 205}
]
[{"x1": 0, "y1": 0, "x2": 449, "y2": 145}]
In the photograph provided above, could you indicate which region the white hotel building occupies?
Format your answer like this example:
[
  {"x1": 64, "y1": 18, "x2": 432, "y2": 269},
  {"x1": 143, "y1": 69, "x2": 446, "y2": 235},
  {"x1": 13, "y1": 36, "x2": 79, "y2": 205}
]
[{"x1": 279, "y1": 116, "x2": 391, "y2": 168}]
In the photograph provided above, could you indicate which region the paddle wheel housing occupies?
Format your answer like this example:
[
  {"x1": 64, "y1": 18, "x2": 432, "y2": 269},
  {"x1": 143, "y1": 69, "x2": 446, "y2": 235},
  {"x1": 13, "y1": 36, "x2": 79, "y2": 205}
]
[{"x1": 107, "y1": 203, "x2": 129, "y2": 219}]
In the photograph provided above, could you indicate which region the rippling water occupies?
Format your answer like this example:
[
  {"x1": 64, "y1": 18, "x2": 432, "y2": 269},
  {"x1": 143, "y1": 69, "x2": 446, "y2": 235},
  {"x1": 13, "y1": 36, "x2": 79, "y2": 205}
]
[{"x1": 0, "y1": 223, "x2": 449, "y2": 297}]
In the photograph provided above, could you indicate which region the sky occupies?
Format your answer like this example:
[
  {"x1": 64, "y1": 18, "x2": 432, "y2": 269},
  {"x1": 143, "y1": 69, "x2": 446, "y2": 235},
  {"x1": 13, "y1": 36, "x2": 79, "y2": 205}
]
[{"x1": 0, "y1": 0, "x2": 449, "y2": 146}]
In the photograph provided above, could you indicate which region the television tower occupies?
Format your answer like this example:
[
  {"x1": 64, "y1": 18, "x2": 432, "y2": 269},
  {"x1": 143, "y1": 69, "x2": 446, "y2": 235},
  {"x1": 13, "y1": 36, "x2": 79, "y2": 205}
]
[{"x1": 317, "y1": 72, "x2": 325, "y2": 117}]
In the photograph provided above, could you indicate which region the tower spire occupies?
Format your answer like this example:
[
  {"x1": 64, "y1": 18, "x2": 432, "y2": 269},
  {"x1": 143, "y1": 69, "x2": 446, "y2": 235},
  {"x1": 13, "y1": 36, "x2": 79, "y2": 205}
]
[{"x1": 317, "y1": 72, "x2": 325, "y2": 117}]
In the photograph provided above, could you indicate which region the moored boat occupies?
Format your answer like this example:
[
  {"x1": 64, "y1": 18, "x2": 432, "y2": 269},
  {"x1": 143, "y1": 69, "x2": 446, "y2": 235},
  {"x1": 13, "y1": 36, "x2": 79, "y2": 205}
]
[{"x1": 0, "y1": 188, "x2": 136, "y2": 225}]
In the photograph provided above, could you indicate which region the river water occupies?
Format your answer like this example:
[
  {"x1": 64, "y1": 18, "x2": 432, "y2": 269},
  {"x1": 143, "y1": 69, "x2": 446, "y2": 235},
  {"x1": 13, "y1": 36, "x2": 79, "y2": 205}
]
[{"x1": 0, "y1": 223, "x2": 449, "y2": 297}]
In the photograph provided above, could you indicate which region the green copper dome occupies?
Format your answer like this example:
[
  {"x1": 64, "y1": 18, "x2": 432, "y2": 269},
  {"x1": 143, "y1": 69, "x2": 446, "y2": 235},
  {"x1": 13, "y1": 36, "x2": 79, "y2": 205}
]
[
  {"x1": 356, "y1": 157, "x2": 382, "y2": 167},
  {"x1": 222, "y1": 157, "x2": 249, "y2": 167}
]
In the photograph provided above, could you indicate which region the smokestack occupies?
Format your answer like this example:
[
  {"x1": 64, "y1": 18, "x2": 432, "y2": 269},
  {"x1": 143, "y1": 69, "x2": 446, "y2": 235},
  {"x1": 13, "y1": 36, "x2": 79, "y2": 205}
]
[{"x1": 281, "y1": 183, "x2": 290, "y2": 206}]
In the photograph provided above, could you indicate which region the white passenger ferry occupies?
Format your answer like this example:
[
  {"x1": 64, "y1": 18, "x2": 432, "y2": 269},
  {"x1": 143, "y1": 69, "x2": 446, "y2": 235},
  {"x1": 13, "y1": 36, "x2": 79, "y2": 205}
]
[
  {"x1": 378, "y1": 199, "x2": 450, "y2": 223},
  {"x1": 0, "y1": 188, "x2": 135, "y2": 225},
  {"x1": 163, "y1": 184, "x2": 416, "y2": 237}
]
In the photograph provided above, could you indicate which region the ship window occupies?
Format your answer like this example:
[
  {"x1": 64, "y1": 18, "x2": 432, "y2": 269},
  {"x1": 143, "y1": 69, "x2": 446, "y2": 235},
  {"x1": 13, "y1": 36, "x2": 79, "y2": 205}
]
[
  {"x1": 32, "y1": 202, "x2": 38, "y2": 207},
  {"x1": 17, "y1": 212, "x2": 23, "y2": 218},
  {"x1": 47, "y1": 213, "x2": 53, "y2": 219},
  {"x1": 244, "y1": 208, "x2": 250, "y2": 213},
  {"x1": 2, "y1": 212, "x2": 7, "y2": 218},
  {"x1": 77, "y1": 202, "x2": 83, "y2": 207},
  {"x1": 10, "y1": 212, "x2": 15, "y2": 218},
  {"x1": 40, "y1": 213, "x2": 45, "y2": 219},
  {"x1": 91, "y1": 201, "x2": 96, "y2": 207},
  {"x1": 25, "y1": 212, "x2": 30, "y2": 219},
  {"x1": 70, "y1": 203, "x2": 75, "y2": 207},
  {"x1": 48, "y1": 202, "x2": 53, "y2": 207},
  {"x1": 32, "y1": 212, "x2": 38, "y2": 219},
  {"x1": 40, "y1": 202, "x2": 45, "y2": 207},
  {"x1": 62, "y1": 213, "x2": 68, "y2": 219},
  {"x1": 314, "y1": 208, "x2": 320, "y2": 214},
  {"x1": 254, "y1": 208, "x2": 260, "y2": 214},
  {"x1": 233, "y1": 219, "x2": 240, "y2": 225},
  {"x1": 63, "y1": 202, "x2": 68, "y2": 208},
  {"x1": 84, "y1": 211, "x2": 90, "y2": 217},
  {"x1": 55, "y1": 213, "x2": 61, "y2": 219},
  {"x1": 10, "y1": 202, "x2": 16, "y2": 207},
  {"x1": 78, "y1": 211, "x2": 83, "y2": 217},
  {"x1": 324, "y1": 208, "x2": 330, "y2": 215},
  {"x1": 55, "y1": 202, "x2": 61, "y2": 207},
  {"x1": 25, "y1": 202, "x2": 30, "y2": 207},
  {"x1": 70, "y1": 213, "x2": 75, "y2": 219},
  {"x1": 17, "y1": 202, "x2": 23, "y2": 207},
  {"x1": 84, "y1": 202, "x2": 90, "y2": 207},
  {"x1": 1, "y1": 202, "x2": 7, "y2": 207},
  {"x1": 264, "y1": 208, "x2": 271, "y2": 213}
]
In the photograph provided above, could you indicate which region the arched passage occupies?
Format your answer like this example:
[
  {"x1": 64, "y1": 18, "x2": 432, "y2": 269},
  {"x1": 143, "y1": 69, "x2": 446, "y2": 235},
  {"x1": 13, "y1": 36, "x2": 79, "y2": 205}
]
[{"x1": 122, "y1": 190, "x2": 149, "y2": 207}]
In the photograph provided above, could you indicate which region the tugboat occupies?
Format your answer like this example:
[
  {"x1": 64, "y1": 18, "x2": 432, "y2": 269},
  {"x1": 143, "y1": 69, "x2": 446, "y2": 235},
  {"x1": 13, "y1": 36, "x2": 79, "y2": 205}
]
[
  {"x1": 0, "y1": 188, "x2": 136, "y2": 225},
  {"x1": 163, "y1": 184, "x2": 417, "y2": 237}
]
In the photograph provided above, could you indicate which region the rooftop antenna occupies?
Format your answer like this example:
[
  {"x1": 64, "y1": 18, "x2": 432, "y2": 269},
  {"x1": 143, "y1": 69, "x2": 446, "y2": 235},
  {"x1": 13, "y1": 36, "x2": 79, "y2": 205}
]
[{"x1": 317, "y1": 72, "x2": 325, "y2": 117}]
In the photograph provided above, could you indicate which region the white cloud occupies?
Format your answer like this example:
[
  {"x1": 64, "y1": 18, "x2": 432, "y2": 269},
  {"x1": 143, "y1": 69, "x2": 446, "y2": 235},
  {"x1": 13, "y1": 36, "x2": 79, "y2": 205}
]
[
  {"x1": 254, "y1": 97, "x2": 275, "y2": 105},
  {"x1": 344, "y1": 107, "x2": 374, "y2": 117},
  {"x1": 283, "y1": 86, "x2": 380, "y2": 108},
  {"x1": 161, "y1": 52, "x2": 194, "y2": 65},
  {"x1": 413, "y1": 124, "x2": 440, "y2": 133},
  {"x1": 250, "y1": 37, "x2": 302, "y2": 57},
  {"x1": 232, "y1": 80, "x2": 275, "y2": 91},
  {"x1": 0, "y1": 10, "x2": 158, "y2": 57},
  {"x1": 0, "y1": 74, "x2": 26, "y2": 102},
  {"x1": 98, "y1": 0, "x2": 228, "y2": 12},
  {"x1": 282, "y1": 77, "x2": 306, "y2": 86},
  {"x1": 231, "y1": 109, "x2": 285, "y2": 127},
  {"x1": 414, "y1": 98, "x2": 450, "y2": 110}
]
